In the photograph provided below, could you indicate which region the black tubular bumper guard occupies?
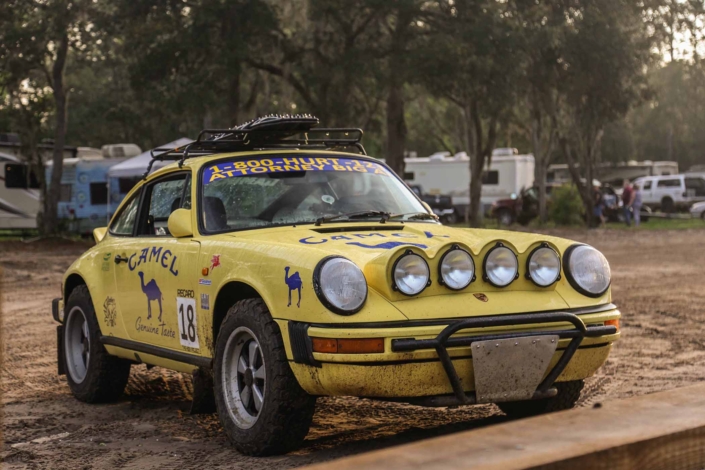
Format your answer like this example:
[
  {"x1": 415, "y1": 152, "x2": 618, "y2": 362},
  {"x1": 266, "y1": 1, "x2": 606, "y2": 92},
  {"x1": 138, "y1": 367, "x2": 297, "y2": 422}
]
[{"x1": 391, "y1": 312, "x2": 617, "y2": 405}]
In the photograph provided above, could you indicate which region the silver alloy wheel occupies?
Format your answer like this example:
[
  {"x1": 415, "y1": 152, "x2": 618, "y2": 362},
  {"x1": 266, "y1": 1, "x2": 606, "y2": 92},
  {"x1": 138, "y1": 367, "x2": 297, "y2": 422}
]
[
  {"x1": 222, "y1": 327, "x2": 266, "y2": 429},
  {"x1": 65, "y1": 306, "x2": 90, "y2": 384}
]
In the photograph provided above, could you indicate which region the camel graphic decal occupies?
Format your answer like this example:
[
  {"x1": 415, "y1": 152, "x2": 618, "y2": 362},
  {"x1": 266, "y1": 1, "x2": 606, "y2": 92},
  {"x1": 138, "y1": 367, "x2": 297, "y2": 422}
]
[
  {"x1": 138, "y1": 271, "x2": 164, "y2": 321},
  {"x1": 284, "y1": 267, "x2": 302, "y2": 308}
]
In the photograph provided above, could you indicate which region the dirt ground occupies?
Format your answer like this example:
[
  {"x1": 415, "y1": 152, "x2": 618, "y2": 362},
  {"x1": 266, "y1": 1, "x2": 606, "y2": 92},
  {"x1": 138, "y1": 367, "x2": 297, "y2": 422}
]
[{"x1": 2, "y1": 228, "x2": 705, "y2": 469}]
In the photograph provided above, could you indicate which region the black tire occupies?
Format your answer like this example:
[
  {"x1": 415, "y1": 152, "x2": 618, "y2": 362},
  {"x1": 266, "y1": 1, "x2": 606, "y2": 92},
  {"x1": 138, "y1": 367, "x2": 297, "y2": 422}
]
[
  {"x1": 214, "y1": 298, "x2": 316, "y2": 456},
  {"x1": 497, "y1": 380, "x2": 584, "y2": 419},
  {"x1": 64, "y1": 285, "x2": 131, "y2": 403},
  {"x1": 495, "y1": 208, "x2": 515, "y2": 226},
  {"x1": 661, "y1": 196, "x2": 675, "y2": 213}
]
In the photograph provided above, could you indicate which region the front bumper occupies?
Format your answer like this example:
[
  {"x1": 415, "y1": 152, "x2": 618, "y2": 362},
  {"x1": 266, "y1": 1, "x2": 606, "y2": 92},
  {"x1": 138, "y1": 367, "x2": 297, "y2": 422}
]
[{"x1": 282, "y1": 305, "x2": 620, "y2": 401}]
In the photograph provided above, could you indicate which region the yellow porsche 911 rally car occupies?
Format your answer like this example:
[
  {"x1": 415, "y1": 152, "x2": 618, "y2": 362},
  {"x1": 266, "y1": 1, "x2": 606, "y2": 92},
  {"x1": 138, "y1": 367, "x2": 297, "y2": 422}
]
[{"x1": 52, "y1": 115, "x2": 619, "y2": 456}]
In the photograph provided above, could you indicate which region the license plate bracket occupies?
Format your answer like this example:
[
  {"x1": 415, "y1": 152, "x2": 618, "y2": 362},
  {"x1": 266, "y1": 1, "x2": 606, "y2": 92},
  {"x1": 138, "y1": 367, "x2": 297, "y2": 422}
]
[{"x1": 472, "y1": 335, "x2": 559, "y2": 404}]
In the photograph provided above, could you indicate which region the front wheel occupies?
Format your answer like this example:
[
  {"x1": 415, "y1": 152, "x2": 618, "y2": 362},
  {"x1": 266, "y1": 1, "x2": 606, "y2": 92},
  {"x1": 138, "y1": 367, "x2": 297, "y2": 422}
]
[
  {"x1": 497, "y1": 380, "x2": 584, "y2": 419},
  {"x1": 214, "y1": 299, "x2": 316, "y2": 456},
  {"x1": 64, "y1": 285, "x2": 131, "y2": 402}
]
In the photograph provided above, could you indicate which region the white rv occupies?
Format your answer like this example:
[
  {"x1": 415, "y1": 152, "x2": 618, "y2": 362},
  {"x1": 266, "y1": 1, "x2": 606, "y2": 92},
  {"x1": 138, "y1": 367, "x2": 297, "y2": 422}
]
[
  {"x1": 404, "y1": 148, "x2": 535, "y2": 214},
  {"x1": 0, "y1": 152, "x2": 42, "y2": 229}
]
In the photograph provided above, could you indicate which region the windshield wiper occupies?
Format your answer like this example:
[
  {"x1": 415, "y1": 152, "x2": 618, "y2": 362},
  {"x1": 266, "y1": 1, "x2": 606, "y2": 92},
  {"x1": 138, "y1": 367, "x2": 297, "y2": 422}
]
[
  {"x1": 388, "y1": 212, "x2": 439, "y2": 221},
  {"x1": 315, "y1": 210, "x2": 390, "y2": 226}
]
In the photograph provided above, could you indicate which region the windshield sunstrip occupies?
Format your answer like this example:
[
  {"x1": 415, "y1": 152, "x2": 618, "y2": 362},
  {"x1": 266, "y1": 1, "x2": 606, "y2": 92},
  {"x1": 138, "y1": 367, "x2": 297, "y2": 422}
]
[{"x1": 203, "y1": 156, "x2": 389, "y2": 184}]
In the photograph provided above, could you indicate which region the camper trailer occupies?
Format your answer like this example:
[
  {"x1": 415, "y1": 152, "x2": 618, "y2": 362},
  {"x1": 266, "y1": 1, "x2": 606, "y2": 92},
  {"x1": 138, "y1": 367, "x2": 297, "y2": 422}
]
[
  {"x1": 0, "y1": 152, "x2": 42, "y2": 229},
  {"x1": 547, "y1": 161, "x2": 679, "y2": 186},
  {"x1": 403, "y1": 148, "x2": 535, "y2": 216}
]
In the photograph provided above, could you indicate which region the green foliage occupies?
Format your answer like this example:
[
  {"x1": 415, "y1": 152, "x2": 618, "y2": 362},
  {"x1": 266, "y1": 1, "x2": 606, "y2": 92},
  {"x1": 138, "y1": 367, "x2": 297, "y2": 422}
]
[{"x1": 549, "y1": 185, "x2": 584, "y2": 226}]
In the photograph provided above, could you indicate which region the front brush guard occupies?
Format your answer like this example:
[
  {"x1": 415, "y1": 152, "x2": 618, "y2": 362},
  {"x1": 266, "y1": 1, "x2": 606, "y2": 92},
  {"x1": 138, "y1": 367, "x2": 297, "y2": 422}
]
[{"x1": 391, "y1": 312, "x2": 617, "y2": 405}]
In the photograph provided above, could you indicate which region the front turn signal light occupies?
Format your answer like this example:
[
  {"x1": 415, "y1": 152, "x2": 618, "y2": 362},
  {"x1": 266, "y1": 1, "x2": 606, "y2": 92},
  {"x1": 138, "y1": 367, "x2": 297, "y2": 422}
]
[
  {"x1": 604, "y1": 319, "x2": 620, "y2": 331},
  {"x1": 312, "y1": 337, "x2": 384, "y2": 354}
]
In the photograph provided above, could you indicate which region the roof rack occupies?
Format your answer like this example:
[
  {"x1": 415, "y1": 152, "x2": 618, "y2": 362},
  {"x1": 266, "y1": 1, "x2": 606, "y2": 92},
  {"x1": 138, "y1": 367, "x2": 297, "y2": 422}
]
[{"x1": 143, "y1": 114, "x2": 366, "y2": 178}]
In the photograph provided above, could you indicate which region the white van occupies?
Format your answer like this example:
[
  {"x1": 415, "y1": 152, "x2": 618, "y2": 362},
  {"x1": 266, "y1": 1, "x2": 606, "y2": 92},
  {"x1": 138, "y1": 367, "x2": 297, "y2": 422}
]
[{"x1": 633, "y1": 174, "x2": 705, "y2": 212}]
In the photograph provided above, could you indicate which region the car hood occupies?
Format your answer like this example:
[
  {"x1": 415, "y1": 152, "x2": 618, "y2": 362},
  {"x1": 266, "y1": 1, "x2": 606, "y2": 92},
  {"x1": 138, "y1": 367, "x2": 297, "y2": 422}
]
[{"x1": 216, "y1": 222, "x2": 610, "y2": 321}]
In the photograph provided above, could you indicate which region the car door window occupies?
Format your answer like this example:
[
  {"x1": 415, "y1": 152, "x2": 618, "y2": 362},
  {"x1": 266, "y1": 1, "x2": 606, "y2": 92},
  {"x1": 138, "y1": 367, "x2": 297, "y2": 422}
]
[
  {"x1": 685, "y1": 177, "x2": 705, "y2": 196},
  {"x1": 110, "y1": 192, "x2": 141, "y2": 236},
  {"x1": 643, "y1": 181, "x2": 652, "y2": 190},
  {"x1": 138, "y1": 175, "x2": 188, "y2": 236},
  {"x1": 657, "y1": 179, "x2": 681, "y2": 188}
]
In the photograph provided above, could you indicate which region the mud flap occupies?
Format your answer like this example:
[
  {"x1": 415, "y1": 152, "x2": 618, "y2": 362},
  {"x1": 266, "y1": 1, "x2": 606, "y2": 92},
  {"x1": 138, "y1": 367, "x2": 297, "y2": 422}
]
[
  {"x1": 190, "y1": 367, "x2": 216, "y2": 414},
  {"x1": 57, "y1": 325, "x2": 66, "y2": 376}
]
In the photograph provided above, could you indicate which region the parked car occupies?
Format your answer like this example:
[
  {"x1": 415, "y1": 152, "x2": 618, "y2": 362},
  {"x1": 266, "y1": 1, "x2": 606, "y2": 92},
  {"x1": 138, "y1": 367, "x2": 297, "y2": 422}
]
[
  {"x1": 633, "y1": 174, "x2": 705, "y2": 213},
  {"x1": 52, "y1": 115, "x2": 620, "y2": 456},
  {"x1": 690, "y1": 201, "x2": 705, "y2": 220},
  {"x1": 490, "y1": 183, "x2": 628, "y2": 226}
]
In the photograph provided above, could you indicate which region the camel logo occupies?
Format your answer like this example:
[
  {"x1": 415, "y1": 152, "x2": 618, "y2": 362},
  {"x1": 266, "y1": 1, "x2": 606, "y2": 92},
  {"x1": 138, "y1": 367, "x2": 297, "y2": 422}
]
[
  {"x1": 138, "y1": 271, "x2": 164, "y2": 321},
  {"x1": 473, "y1": 293, "x2": 489, "y2": 302},
  {"x1": 284, "y1": 266, "x2": 302, "y2": 308},
  {"x1": 103, "y1": 296, "x2": 117, "y2": 327}
]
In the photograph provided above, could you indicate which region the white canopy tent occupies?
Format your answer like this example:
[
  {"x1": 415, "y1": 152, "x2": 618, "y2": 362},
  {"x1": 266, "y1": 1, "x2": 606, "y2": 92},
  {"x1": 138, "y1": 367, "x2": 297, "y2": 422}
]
[{"x1": 107, "y1": 137, "x2": 193, "y2": 179}]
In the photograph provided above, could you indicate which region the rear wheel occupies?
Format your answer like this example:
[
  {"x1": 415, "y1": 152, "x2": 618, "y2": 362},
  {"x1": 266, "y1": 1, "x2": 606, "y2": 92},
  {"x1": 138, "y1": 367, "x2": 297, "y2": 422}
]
[
  {"x1": 64, "y1": 285, "x2": 131, "y2": 403},
  {"x1": 497, "y1": 380, "x2": 584, "y2": 419},
  {"x1": 214, "y1": 299, "x2": 316, "y2": 456},
  {"x1": 661, "y1": 196, "x2": 675, "y2": 213}
]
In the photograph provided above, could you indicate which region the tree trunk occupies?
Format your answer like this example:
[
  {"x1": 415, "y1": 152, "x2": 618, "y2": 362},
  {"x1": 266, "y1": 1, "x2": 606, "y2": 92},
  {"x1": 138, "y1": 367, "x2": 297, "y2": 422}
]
[
  {"x1": 531, "y1": 116, "x2": 546, "y2": 223},
  {"x1": 386, "y1": 79, "x2": 406, "y2": 177},
  {"x1": 228, "y1": 66, "x2": 241, "y2": 126},
  {"x1": 42, "y1": 33, "x2": 69, "y2": 235},
  {"x1": 466, "y1": 102, "x2": 486, "y2": 228}
]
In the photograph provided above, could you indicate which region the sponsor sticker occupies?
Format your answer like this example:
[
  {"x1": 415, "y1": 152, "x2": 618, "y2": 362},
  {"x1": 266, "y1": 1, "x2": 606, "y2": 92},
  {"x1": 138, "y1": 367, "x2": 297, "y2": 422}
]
[
  {"x1": 201, "y1": 293, "x2": 210, "y2": 311},
  {"x1": 177, "y1": 297, "x2": 199, "y2": 349},
  {"x1": 199, "y1": 279, "x2": 212, "y2": 286}
]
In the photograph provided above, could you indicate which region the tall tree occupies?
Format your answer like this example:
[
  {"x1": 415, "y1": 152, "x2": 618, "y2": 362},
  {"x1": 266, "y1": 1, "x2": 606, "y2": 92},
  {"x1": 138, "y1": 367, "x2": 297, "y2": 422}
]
[
  {"x1": 557, "y1": 0, "x2": 654, "y2": 224},
  {"x1": 0, "y1": 0, "x2": 100, "y2": 234},
  {"x1": 418, "y1": 0, "x2": 522, "y2": 226}
]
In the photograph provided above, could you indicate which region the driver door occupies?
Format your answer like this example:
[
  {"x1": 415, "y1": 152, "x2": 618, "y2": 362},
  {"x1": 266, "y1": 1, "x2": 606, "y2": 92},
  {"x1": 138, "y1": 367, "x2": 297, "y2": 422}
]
[{"x1": 112, "y1": 172, "x2": 202, "y2": 354}]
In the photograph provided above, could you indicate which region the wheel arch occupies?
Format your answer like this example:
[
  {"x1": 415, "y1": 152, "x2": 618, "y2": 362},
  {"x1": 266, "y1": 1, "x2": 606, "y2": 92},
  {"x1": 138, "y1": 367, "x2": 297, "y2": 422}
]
[
  {"x1": 64, "y1": 273, "x2": 87, "y2": 302},
  {"x1": 212, "y1": 281, "x2": 263, "y2": 350}
]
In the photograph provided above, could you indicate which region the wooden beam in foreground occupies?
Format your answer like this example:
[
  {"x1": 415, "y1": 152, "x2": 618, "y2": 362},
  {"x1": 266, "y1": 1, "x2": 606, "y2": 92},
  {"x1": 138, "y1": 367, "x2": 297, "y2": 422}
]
[{"x1": 305, "y1": 383, "x2": 705, "y2": 470}]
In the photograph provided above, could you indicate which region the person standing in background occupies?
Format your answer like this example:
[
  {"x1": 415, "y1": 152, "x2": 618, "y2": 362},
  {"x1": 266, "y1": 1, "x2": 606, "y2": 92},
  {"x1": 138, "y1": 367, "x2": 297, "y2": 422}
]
[
  {"x1": 622, "y1": 179, "x2": 634, "y2": 226},
  {"x1": 632, "y1": 182, "x2": 643, "y2": 227},
  {"x1": 594, "y1": 184, "x2": 606, "y2": 228}
]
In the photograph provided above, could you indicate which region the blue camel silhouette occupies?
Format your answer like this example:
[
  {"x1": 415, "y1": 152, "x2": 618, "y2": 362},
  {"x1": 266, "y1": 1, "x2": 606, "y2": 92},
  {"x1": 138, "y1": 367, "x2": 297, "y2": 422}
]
[
  {"x1": 284, "y1": 267, "x2": 302, "y2": 308},
  {"x1": 138, "y1": 271, "x2": 163, "y2": 321}
]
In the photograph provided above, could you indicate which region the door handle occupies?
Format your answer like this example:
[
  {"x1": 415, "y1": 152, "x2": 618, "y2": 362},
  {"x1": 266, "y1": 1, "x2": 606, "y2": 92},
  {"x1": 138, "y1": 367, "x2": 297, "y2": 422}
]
[{"x1": 114, "y1": 254, "x2": 129, "y2": 264}]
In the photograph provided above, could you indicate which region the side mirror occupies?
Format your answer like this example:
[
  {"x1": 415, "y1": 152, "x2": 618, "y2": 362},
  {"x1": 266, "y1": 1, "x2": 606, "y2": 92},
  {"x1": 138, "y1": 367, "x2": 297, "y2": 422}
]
[
  {"x1": 93, "y1": 227, "x2": 107, "y2": 243},
  {"x1": 168, "y1": 208, "x2": 193, "y2": 238}
]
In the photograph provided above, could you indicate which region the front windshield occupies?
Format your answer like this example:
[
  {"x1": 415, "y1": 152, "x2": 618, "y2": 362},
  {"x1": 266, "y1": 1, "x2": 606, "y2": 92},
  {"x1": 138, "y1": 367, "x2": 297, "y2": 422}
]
[{"x1": 200, "y1": 155, "x2": 430, "y2": 232}]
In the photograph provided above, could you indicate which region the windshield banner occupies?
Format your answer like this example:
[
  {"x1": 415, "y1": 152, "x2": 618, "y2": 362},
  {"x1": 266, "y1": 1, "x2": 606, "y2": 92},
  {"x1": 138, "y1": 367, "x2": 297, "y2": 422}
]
[{"x1": 203, "y1": 157, "x2": 389, "y2": 184}]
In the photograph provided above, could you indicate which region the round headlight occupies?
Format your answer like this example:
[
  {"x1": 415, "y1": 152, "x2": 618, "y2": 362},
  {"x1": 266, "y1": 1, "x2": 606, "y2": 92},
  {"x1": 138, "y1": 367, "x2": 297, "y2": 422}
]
[
  {"x1": 527, "y1": 245, "x2": 561, "y2": 287},
  {"x1": 440, "y1": 247, "x2": 475, "y2": 290},
  {"x1": 314, "y1": 257, "x2": 368, "y2": 314},
  {"x1": 393, "y1": 252, "x2": 430, "y2": 296},
  {"x1": 564, "y1": 245, "x2": 611, "y2": 297},
  {"x1": 484, "y1": 245, "x2": 518, "y2": 287}
]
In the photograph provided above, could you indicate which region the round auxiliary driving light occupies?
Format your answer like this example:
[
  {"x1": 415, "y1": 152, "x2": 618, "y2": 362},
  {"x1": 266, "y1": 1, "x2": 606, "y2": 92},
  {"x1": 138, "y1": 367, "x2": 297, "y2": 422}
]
[
  {"x1": 439, "y1": 247, "x2": 475, "y2": 290},
  {"x1": 483, "y1": 244, "x2": 518, "y2": 287},
  {"x1": 393, "y1": 252, "x2": 430, "y2": 296},
  {"x1": 527, "y1": 245, "x2": 561, "y2": 287}
]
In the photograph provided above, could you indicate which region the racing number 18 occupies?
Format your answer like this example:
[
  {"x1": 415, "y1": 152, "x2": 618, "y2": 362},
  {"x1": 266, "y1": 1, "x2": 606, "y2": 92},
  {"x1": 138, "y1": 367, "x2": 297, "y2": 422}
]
[{"x1": 176, "y1": 297, "x2": 199, "y2": 349}]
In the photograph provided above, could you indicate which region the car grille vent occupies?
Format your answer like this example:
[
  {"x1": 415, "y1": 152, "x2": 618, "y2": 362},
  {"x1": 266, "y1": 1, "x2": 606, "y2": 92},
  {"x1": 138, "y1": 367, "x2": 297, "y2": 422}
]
[{"x1": 312, "y1": 225, "x2": 404, "y2": 234}]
